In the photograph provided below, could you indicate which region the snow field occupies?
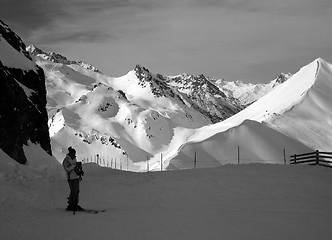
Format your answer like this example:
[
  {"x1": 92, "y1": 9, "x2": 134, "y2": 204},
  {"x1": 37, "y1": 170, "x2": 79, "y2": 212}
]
[{"x1": 1, "y1": 157, "x2": 332, "y2": 240}]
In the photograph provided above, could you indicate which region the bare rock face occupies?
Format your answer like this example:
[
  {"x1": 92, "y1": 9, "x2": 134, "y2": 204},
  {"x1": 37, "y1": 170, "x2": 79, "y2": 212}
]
[{"x1": 0, "y1": 20, "x2": 51, "y2": 164}]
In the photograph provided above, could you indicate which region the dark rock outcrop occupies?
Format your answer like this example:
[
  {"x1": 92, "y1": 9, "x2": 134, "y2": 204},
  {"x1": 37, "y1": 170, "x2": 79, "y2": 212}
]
[{"x1": 0, "y1": 20, "x2": 51, "y2": 164}]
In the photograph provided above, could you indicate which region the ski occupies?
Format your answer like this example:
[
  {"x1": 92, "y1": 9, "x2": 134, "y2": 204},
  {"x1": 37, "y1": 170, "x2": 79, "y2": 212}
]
[
  {"x1": 74, "y1": 209, "x2": 106, "y2": 214},
  {"x1": 58, "y1": 208, "x2": 106, "y2": 214}
]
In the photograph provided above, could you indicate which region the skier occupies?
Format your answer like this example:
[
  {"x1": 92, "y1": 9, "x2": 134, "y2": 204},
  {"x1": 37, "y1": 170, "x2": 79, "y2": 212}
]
[{"x1": 62, "y1": 146, "x2": 84, "y2": 211}]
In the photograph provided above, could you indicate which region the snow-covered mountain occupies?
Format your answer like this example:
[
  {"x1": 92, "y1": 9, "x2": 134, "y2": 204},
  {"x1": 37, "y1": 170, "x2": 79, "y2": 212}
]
[
  {"x1": 1, "y1": 19, "x2": 331, "y2": 172},
  {"x1": 27, "y1": 45, "x2": 101, "y2": 73},
  {"x1": 25, "y1": 42, "x2": 332, "y2": 171},
  {"x1": 163, "y1": 72, "x2": 291, "y2": 120},
  {"x1": 29, "y1": 46, "x2": 234, "y2": 170},
  {"x1": 164, "y1": 58, "x2": 332, "y2": 170},
  {"x1": 28, "y1": 44, "x2": 289, "y2": 170},
  {"x1": 212, "y1": 73, "x2": 292, "y2": 106},
  {"x1": 0, "y1": 20, "x2": 52, "y2": 164},
  {"x1": 162, "y1": 73, "x2": 243, "y2": 123}
]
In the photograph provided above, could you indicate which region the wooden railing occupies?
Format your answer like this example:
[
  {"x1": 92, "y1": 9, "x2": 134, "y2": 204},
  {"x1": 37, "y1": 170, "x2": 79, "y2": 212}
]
[{"x1": 290, "y1": 150, "x2": 332, "y2": 168}]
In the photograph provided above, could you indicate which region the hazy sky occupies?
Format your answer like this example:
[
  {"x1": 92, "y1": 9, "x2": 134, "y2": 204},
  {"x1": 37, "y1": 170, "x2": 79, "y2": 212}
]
[{"x1": 1, "y1": 0, "x2": 332, "y2": 83}]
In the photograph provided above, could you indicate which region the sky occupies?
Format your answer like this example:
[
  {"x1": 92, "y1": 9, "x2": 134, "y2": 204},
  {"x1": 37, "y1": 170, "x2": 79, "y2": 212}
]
[{"x1": 1, "y1": 0, "x2": 332, "y2": 83}]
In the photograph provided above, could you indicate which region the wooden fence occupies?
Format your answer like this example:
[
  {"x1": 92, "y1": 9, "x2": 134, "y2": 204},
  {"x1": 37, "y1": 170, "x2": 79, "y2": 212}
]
[{"x1": 290, "y1": 150, "x2": 332, "y2": 168}]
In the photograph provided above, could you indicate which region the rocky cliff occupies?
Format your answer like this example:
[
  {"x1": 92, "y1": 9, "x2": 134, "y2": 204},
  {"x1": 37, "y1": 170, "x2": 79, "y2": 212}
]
[{"x1": 0, "y1": 20, "x2": 51, "y2": 164}]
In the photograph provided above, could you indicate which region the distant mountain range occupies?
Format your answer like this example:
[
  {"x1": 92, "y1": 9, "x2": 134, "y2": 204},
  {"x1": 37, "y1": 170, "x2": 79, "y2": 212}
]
[
  {"x1": 1, "y1": 19, "x2": 331, "y2": 171},
  {"x1": 27, "y1": 44, "x2": 292, "y2": 121},
  {"x1": 24, "y1": 43, "x2": 293, "y2": 170}
]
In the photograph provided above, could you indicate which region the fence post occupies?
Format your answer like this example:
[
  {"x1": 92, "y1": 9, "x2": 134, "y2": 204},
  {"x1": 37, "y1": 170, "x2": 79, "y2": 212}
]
[
  {"x1": 316, "y1": 150, "x2": 319, "y2": 165},
  {"x1": 161, "y1": 153, "x2": 163, "y2": 171},
  {"x1": 194, "y1": 152, "x2": 197, "y2": 169},
  {"x1": 294, "y1": 154, "x2": 297, "y2": 164},
  {"x1": 127, "y1": 155, "x2": 129, "y2": 171},
  {"x1": 237, "y1": 146, "x2": 240, "y2": 164},
  {"x1": 283, "y1": 148, "x2": 286, "y2": 165}
]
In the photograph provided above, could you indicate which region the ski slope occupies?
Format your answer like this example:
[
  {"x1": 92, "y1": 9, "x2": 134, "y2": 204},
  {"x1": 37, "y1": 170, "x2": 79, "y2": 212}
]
[{"x1": 0, "y1": 147, "x2": 332, "y2": 240}]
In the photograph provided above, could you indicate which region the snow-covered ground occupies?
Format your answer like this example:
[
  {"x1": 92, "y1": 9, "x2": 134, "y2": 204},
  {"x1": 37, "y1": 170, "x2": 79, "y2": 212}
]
[{"x1": 1, "y1": 146, "x2": 332, "y2": 240}]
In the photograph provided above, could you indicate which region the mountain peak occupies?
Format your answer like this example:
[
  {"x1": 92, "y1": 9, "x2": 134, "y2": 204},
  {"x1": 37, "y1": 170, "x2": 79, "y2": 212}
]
[
  {"x1": 26, "y1": 44, "x2": 44, "y2": 55},
  {"x1": 27, "y1": 45, "x2": 102, "y2": 73},
  {"x1": 134, "y1": 64, "x2": 150, "y2": 74},
  {"x1": 315, "y1": 57, "x2": 331, "y2": 69}
]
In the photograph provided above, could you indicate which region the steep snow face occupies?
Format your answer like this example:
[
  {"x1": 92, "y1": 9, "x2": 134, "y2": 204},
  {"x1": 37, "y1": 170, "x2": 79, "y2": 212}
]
[
  {"x1": 162, "y1": 58, "x2": 331, "y2": 169},
  {"x1": 266, "y1": 59, "x2": 332, "y2": 151},
  {"x1": 190, "y1": 58, "x2": 320, "y2": 140}
]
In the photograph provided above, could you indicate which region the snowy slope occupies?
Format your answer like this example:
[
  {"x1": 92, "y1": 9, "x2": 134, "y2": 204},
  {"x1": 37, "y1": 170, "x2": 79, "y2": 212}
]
[
  {"x1": 29, "y1": 47, "x2": 218, "y2": 170},
  {"x1": 167, "y1": 120, "x2": 312, "y2": 169},
  {"x1": 266, "y1": 59, "x2": 332, "y2": 151},
  {"x1": 162, "y1": 58, "x2": 332, "y2": 169},
  {"x1": 189, "y1": 58, "x2": 321, "y2": 139},
  {"x1": 1, "y1": 155, "x2": 332, "y2": 240}
]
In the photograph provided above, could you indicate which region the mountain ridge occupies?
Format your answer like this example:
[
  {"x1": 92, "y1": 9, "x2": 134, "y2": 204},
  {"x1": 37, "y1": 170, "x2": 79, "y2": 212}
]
[
  {"x1": 27, "y1": 44, "x2": 102, "y2": 74},
  {"x1": 164, "y1": 58, "x2": 332, "y2": 169},
  {"x1": 1, "y1": 19, "x2": 331, "y2": 171},
  {"x1": 26, "y1": 43, "x2": 331, "y2": 170}
]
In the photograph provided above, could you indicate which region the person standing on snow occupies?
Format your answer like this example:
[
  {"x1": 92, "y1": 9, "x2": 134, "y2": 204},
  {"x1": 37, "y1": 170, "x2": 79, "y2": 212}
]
[{"x1": 62, "y1": 146, "x2": 84, "y2": 211}]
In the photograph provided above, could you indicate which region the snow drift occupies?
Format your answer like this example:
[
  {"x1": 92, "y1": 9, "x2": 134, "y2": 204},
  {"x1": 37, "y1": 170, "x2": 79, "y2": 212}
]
[{"x1": 168, "y1": 120, "x2": 312, "y2": 169}]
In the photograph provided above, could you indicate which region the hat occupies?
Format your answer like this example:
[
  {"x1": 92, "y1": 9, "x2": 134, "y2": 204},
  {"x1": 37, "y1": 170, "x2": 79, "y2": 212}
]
[{"x1": 68, "y1": 146, "x2": 76, "y2": 155}]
